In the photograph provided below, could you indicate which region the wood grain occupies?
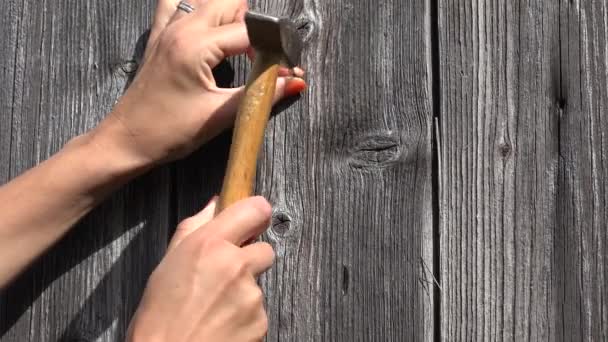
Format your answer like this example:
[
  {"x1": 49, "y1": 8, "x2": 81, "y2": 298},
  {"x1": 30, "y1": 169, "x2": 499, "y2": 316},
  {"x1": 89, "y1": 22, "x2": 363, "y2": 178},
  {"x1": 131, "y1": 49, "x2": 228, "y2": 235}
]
[
  {"x1": 0, "y1": 1, "x2": 170, "y2": 341},
  {"x1": 439, "y1": 1, "x2": 607, "y2": 340},
  {"x1": 5, "y1": 0, "x2": 608, "y2": 340},
  {"x1": 556, "y1": 1, "x2": 608, "y2": 340},
  {"x1": 175, "y1": 0, "x2": 435, "y2": 341}
]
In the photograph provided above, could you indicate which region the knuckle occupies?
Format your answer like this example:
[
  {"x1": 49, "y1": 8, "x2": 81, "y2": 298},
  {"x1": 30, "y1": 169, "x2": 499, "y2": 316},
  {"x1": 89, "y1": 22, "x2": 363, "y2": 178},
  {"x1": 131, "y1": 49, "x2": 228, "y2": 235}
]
[
  {"x1": 228, "y1": 258, "x2": 248, "y2": 279},
  {"x1": 259, "y1": 242, "x2": 276, "y2": 260},
  {"x1": 248, "y1": 197, "x2": 272, "y2": 220},
  {"x1": 245, "y1": 287, "x2": 264, "y2": 310},
  {"x1": 251, "y1": 243, "x2": 275, "y2": 270}
]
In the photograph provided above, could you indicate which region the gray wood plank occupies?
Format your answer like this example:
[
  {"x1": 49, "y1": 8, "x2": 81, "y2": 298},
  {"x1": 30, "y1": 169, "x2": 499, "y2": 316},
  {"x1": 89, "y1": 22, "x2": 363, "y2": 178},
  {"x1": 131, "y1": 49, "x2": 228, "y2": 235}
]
[
  {"x1": 438, "y1": 0, "x2": 559, "y2": 340},
  {"x1": 439, "y1": 1, "x2": 607, "y2": 341},
  {"x1": 556, "y1": 1, "x2": 608, "y2": 340},
  {"x1": 175, "y1": 0, "x2": 435, "y2": 341},
  {"x1": 0, "y1": 1, "x2": 170, "y2": 341}
]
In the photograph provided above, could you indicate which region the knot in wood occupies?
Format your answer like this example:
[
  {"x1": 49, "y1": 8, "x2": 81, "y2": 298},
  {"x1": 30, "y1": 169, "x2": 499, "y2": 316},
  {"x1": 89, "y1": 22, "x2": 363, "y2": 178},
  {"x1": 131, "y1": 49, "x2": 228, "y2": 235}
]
[
  {"x1": 498, "y1": 142, "x2": 512, "y2": 157},
  {"x1": 120, "y1": 60, "x2": 139, "y2": 75},
  {"x1": 349, "y1": 133, "x2": 402, "y2": 169},
  {"x1": 342, "y1": 264, "x2": 350, "y2": 295},
  {"x1": 294, "y1": 17, "x2": 315, "y2": 43},
  {"x1": 271, "y1": 211, "x2": 292, "y2": 236}
]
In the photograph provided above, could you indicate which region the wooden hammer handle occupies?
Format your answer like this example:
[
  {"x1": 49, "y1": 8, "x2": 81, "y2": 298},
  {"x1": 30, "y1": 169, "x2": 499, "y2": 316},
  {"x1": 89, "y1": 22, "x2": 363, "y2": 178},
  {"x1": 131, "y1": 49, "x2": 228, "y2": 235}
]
[{"x1": 216, "y1": 53, "x2": 281, "y2": 213}]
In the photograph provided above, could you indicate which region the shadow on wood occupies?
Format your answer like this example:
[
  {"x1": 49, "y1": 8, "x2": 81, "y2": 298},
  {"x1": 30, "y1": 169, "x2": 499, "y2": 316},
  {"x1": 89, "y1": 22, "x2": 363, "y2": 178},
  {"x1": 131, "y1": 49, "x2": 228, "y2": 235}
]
[
  {"x1": 0, "y1": 167, "x2": 169, "y2": 340},
  {"x1": 0, "y1": 28, "x2": 164, "y2": 340}
]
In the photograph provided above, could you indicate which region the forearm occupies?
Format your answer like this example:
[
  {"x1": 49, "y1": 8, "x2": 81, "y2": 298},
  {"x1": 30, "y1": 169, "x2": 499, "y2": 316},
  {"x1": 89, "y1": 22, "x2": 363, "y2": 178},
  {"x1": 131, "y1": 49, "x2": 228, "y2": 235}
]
[{"x1": 0, "y1": 122, "x2": 150, "y2": 287}]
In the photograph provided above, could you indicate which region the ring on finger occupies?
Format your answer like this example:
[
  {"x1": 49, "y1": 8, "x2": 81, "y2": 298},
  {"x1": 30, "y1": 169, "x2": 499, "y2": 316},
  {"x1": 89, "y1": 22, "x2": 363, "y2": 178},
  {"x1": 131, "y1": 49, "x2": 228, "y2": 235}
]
[{"x1": 177, "y1": 1, "x2": 195, "y2": 13}]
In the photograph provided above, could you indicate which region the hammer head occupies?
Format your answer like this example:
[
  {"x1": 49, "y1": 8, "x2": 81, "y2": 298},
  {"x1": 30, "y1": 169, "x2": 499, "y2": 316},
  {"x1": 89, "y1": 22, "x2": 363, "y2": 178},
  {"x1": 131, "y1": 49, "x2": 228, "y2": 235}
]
[{"x1": 245, "y1": 11, "x2": 303, "y2": 67}]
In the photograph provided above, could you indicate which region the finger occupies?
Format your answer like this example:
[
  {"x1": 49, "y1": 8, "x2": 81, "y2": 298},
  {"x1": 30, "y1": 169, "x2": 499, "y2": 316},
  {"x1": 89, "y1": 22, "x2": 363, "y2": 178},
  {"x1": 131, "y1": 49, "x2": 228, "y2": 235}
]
[
  {"x1": 168, "y1": 196, "x2": 218, "y2": 251},
  {"x1": 199, "y1": 77, "x2": 307, "y2": 141},
  {"x1": 196, "y1": 196, "x2": 272, "y2": 245},
  {"x1": 205, "y1": 24, "x2": 305, "y2": 69},
  {"x1": 206, "y1": 23, "x2": 250, "y2": 66},
  {"x1": 245, "y1": 51, "x2": 306, "y2": 78},
  {"x1": 241, "y1": 242, "x2": 275, "y2": 276},
  {"x1": 147, "y1": 0, "x2": 180, "y2": 56},
  {"x1": 213, "y1": 77, "x2": 306, "y2": 113},
  {"x1": 168, "y1": 4, "x2": 189, "y2": 23},
  {"x1": 195, "y1": 0, "x2": 247, "y2": 27},
  {"x1": 280, "y1": 77, "x2": 307, "y2": 99},
  {"x1": 168, "y1": 0, "x2": 205, "y2": 24}
]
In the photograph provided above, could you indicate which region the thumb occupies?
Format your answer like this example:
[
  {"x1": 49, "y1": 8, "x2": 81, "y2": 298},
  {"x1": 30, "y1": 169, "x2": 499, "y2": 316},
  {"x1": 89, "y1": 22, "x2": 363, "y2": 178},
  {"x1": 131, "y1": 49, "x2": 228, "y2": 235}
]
[
  {"x1": 212, "y1": 76, "x2": 307, "y2": 119},
  {"x1": 168, "y1": 196, "x2": 218, "y2": 251},
  {"x1": 201, "y1": 77, "x2": 306, "y2": 144}
]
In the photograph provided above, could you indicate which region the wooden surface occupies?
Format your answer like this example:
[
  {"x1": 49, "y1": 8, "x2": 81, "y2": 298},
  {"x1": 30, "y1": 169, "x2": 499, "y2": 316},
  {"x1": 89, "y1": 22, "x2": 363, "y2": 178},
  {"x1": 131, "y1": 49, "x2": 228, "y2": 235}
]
[
  {"x1": 5, "y1": 0, "x2": 606, "y2": 341},
  {"x1": 1, "y1": 0, "x2": 434, "y2": 341},
  {"x1": 0, "y1": 1, "x2": 170, "y2": 341},
  {"x1": 439, "y1": 1, "x2": 608, "y2": 341},
  {"x1": 176, "y1": 0, "x2": 435, "y2": 341}
]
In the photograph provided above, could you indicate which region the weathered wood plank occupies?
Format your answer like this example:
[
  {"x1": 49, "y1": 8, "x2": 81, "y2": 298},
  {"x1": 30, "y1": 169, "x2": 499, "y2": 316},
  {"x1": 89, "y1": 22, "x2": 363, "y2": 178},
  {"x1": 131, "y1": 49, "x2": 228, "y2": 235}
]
[
  {"x1": 438, "y1": 0, "x2": 559, "y2": 340},
  {"x1": 0, "y1": 1, "x2": 170, "y2": 341},
  {"x1": 439, "y1": 1, "x2": 608, "y2": 341},
  {"x1": 175, "y1": 0, "x2": 435, "y2": 340},
  {"x1": 556, "y1": 1, "x2": 608, "y2": 340}
]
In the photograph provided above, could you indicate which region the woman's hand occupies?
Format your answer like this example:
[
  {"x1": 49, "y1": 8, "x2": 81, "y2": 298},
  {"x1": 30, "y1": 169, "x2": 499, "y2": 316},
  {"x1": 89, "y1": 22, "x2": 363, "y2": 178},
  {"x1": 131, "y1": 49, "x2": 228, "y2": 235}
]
[
  {"x1": 127, "y1": 196, "x2": 275, "y2": 342},
  {"x1": 91, "y1": 0, "x2": 306, "y2": 168},
  {"x1": 0, "y1": 0, "x2": 301, "y2": 289}
]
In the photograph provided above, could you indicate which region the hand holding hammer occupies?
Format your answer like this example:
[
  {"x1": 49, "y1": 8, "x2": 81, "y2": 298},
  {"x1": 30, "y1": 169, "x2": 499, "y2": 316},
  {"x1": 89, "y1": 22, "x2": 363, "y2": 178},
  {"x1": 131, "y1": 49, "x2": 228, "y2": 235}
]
[{"x1": 216, "y1": 11, "x2": 304, "y2": 213}]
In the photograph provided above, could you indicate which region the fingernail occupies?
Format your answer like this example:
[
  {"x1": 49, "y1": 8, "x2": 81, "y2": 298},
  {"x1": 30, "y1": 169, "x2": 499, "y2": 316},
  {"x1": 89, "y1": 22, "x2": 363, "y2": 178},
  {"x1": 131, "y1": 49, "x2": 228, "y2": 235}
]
[
  {"x1": 284, "y1": 77, "x2": 307, "y2": 97},
  {"x1": 293, "y1": 67, "x2": 305, "y2": 77}
]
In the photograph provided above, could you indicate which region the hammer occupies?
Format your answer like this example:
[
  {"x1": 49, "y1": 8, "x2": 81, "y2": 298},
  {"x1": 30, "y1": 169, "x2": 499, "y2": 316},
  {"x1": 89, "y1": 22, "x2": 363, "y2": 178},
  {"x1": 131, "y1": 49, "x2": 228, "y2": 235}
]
[{"x1": 216, "y1": 11, "x2": 303, "y2": 213}]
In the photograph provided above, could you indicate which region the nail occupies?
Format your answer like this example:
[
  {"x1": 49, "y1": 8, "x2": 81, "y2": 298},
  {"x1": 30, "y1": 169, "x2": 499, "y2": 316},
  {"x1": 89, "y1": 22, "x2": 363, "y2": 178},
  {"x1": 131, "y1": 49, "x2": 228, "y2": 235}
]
[
  {"x1": 284, "y1": 77, "x2": 307, "y2": 97},
  {"x1": 293, "y1": 67, "x2": 305, "y2": 77}
]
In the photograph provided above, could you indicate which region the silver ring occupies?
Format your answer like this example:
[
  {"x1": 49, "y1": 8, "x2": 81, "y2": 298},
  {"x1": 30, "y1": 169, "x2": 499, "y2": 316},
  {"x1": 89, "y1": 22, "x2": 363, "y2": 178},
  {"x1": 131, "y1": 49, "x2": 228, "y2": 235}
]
[{"x1": 177, "y1": 1, "x2": 195, "y2": 13}]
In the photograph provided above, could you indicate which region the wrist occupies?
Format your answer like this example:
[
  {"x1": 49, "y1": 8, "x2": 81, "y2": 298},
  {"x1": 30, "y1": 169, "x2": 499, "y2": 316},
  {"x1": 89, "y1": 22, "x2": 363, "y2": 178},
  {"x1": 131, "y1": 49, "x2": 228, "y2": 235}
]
[
  {"x1": 64, "y1": 127, "x2": 152, "y2": 195},
  {"x1": 83, "y1": 116, "x2": 156, "y2": 176}
]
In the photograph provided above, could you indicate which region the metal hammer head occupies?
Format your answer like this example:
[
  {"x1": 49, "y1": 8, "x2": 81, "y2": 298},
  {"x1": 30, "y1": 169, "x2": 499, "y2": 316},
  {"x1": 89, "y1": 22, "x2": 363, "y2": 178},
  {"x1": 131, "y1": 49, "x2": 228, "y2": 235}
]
[{"x1": 245, "y1": 11, "x2": 303, "y2": 67}]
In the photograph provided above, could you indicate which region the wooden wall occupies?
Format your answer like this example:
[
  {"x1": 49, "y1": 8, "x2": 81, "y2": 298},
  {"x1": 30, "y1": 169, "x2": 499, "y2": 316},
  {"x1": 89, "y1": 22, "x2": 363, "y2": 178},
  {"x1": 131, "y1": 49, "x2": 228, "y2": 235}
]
[
  {"x1": 439, "y1": 1, "x2": 608, "y2": 341},
  {"x1": 0, "y1": 0, "x2": 434, "y2": 341},
  {"x1": 0, "y1": 1, "x2": 171, "y2": 341},
  {"x1": 1, "y1": 0, "x2": 606, "y2": 341}
]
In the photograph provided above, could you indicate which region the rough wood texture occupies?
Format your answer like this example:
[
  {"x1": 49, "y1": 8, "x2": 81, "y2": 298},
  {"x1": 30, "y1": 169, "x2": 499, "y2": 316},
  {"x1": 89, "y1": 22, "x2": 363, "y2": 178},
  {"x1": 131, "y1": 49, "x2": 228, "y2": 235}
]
[
  {"x1": 175, "y1": 0, "x2": 435, "y2": 341},
  {"x1": 0, "y1": 1, "x2": 170, "y2": 341},
  {"x1": 0, "y1": 0, "x2": 434, "y2": 340},
  {"x1": 6, "y1": 0, "x2": 608, "y2": 340},
  {"x1": 439, "y1": 1, "x2": 608, "y2": 340},
  {"x1": 556, "y1": 1, "x2": 608, "y2": 340}
]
